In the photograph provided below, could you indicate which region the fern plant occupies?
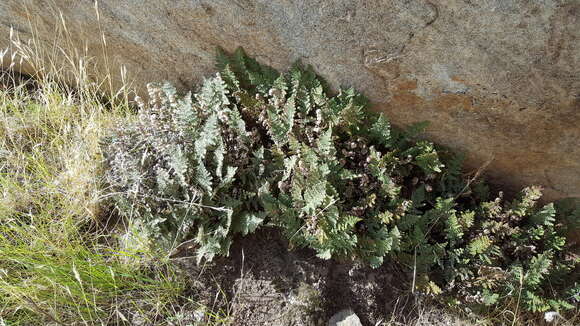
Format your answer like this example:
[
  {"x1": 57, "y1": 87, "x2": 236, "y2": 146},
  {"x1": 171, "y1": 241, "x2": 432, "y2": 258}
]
[
  {"x1": 217, "y1": 48, "x2": 456, "y2": 267},
  {"x1": 427, "y1": 187, "x2": 579, "y2": 313},
  {"x1": 103, "y1": 76, "x2": 266, "y2": 262},
  {"x1": 103, "y1": 47, "x2": 578, "y2": 316}
]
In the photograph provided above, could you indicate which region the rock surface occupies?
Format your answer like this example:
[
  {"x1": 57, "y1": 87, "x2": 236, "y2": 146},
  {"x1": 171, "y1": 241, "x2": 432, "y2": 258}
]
[
  {"x1": 1, "y1": 0, "x2": 578, "y2": 201},
  {"x1": 328, "y1": 309, "x2": 362, "y2": 326}
]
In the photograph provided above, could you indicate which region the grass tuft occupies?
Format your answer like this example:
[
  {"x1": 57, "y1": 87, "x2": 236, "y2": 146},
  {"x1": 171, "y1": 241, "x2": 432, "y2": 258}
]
[{"x1": 0, "y1": 8, "x2": 186, "y2": 323}]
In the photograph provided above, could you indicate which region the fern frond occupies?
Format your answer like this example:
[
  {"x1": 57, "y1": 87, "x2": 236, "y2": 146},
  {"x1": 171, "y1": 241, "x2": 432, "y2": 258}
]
[
  {"x1": 529, "y1": 203, "x2": 556, "y2": 226},
  {"x1": 369, "y1": 114, "x2": 392, "y2": 147},
  {"x1": 468, "y1": 236, "x2": 492, "y2": 256}
]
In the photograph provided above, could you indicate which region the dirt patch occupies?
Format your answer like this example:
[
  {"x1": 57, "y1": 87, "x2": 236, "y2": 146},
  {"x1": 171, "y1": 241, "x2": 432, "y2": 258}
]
[{"x1": 174, "y1": 228, "x2": 425, "y2": 325}]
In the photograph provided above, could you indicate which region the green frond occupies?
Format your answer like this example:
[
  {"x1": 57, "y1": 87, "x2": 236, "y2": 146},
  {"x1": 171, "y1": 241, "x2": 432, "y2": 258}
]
[
  {"x1": 369, "y1": 114, "x2": 392, "y2": 147},
  {"x1": 468, "y1": 235, "x2": 492, "y2": 256}
]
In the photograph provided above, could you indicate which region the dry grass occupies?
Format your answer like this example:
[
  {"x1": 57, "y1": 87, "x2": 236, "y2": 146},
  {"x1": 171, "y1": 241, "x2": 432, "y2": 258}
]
[
  {"x1": 0, "y1": 8, "x2": 188, "y2": 325},
  {"x1": 0, "y1": 71, "x2": 187, "y2": 325}
]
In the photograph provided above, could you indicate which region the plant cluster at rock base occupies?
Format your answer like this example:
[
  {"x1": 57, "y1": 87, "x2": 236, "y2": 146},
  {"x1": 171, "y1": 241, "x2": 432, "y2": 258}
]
[
  {"x1": 103, "y1": 77, "x2": 266, "y2": 262},
  {"x1": 103, "y1": 48, "x2": 578, "y2": 316}
]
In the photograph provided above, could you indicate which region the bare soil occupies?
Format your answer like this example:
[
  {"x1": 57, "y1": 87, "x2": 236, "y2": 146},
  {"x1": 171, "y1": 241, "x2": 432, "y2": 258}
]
[{"x1": 175, "y1": 228, "x2": 425, "y2": 326}]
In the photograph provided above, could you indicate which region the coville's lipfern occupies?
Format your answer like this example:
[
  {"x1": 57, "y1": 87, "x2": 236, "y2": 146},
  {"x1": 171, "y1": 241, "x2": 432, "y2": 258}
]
[
  {"x1": 103, "y1": 75, "x2": 266, "y2": 262},
  {"x1": 103, "y1": 47, "x2": 578, "y2": 316}
]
